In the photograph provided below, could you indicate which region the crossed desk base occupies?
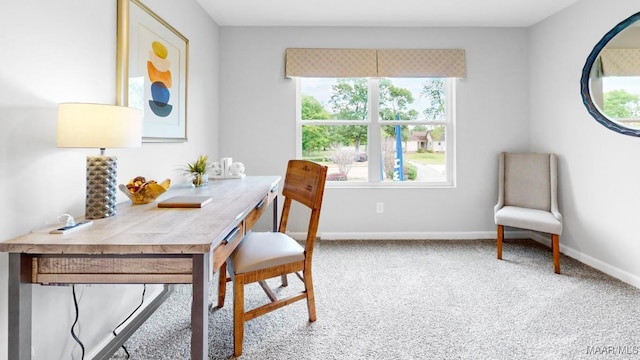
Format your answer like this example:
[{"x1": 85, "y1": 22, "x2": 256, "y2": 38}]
[{"x1": 1, "y1": 176, "x2": 281, "y2": 360}]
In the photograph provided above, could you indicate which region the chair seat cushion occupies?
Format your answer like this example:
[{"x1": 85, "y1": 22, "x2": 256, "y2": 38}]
[
  {"x1": 495, "y1": 206, "x2": 562, "y2": 235},
  {"x1": 229, "y1": 232, "x2": 305, "y2": 274}
]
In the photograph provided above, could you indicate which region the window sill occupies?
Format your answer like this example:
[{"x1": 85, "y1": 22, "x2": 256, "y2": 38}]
[{"x1": 325, "y1": 181, "x2": 455, "y2": 189}]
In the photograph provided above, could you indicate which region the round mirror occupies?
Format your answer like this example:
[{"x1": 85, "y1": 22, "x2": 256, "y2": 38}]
[{"x1": 581, "y1": 12, "x2": 640, "y2": 136}]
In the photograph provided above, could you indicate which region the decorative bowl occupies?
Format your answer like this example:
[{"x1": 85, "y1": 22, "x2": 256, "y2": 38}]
[{"x1": 119, "y1": 177, "x2": 171, "y2": 204}]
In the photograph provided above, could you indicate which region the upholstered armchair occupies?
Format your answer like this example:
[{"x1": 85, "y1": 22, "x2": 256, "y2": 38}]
[{"x1": 494, "y1": 152, "x2": 563, "y2": 273}]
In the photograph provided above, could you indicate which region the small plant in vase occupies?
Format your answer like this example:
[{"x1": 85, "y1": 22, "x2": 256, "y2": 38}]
[{"x1": 184, "y1": 155, "x2": 210, "y2": 187}]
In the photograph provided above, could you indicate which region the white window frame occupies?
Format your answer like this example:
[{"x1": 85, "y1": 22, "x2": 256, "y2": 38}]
[{"x1": 296, "y1": 77, "x2": 456, "y2": 188}]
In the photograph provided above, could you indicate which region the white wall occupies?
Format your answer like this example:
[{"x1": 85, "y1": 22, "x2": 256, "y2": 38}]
[
  {"x1": 219, "y1": 27, "x2": 530, "y2": 237},
  {"x1": 529, "y1": 1, "x2": 640, "y2": 287},
  {"x1": 0, "y1": 0, "x2": 219, "y2": 357}
]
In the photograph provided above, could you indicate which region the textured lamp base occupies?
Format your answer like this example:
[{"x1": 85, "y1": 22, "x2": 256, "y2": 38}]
[{"x1": 86, "y1": 155, "x2": 118, "y2": 219}]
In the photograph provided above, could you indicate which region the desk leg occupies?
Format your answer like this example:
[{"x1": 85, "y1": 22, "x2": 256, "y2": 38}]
[
  {"x1": 191, "y1": 254, "x2": 208, "y2": 359},
  {"x1": 8, "y1": 253, "x2": 32, "y2": 360}
]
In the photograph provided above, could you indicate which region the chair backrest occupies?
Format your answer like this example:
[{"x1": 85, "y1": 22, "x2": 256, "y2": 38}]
[
  {"x1": 279, "y1": 160, "x2": 328, "y2": 254},
  {"x1": 501, "y1": 152, "x2": 554, "y2": 211}
]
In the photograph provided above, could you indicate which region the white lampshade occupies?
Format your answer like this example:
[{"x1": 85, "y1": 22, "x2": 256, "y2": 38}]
[
  {"x1": 57, "y1": 103, "x2": 142, "y2": 149},
  {"x1": 57, "y1": 103, "x2": 142, "y2": 219}
]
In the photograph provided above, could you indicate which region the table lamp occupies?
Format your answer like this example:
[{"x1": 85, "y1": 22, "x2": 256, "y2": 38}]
[{"x1": 57, "y1": 103, "x2": 142, "y2": 219}]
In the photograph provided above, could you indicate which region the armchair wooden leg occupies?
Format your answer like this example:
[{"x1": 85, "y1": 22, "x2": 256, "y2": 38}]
[
  {"x1": 216, "y1": 262, "x2": 227, "y2": 309},
  {"x1": 233, "y1": 274, "x2": 245, "y2": 357},
  {"x1": 552, "y1": 234, "x2": 560, "y2": 274},
  {"x1": 497, "y1": 225, "x2": 504, "y2": 260}
]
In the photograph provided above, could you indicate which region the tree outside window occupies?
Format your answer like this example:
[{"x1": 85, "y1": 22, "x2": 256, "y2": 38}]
[{"x1": 298, "y1": 77, "x2": 454, "y2": 185}]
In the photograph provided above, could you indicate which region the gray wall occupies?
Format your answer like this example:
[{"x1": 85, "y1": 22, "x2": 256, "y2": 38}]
[
  {"x1": 219, "y1": 26, "x2": 530, "y2": 238},
  {"x1": 0, "y1": 0, "x2": 219, "y2": 357},
  {"x1": 529, "y1": 0, "x2": 640, "y2": 286}
]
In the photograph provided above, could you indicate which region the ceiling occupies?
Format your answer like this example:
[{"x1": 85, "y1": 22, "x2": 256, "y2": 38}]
[{"x1": 195, "y1": 0, "x2": 580, "y2": 28}]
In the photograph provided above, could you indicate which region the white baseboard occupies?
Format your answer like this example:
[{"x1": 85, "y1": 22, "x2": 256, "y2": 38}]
[
  {"x1": 564, "y1": 247, "x2": 640, "y2": 288},
  {"x1": 289, "y1": 230, "x2": 640, "y2": 289},
  {"x1": 289, "y1": 230, "x2": 528, "y2": 241},
  {"x1": 527, "y1": 232, "x2": 640, "y2": 289}
]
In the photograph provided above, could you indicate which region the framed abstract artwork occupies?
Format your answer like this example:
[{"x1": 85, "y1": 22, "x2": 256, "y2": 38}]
[{"x1": 117, "y1": 0, "x2": 189, "y2": 142}]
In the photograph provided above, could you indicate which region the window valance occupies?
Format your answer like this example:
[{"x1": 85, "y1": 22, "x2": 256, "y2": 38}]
[
  {"x1": 600, "y1": 48, "x2": 640, "y2": 77},
  {"x1": 377, "y1": 49, "x2": 466, "y2": 78},
  {"x1": 285, "y1": 48, "x2": 466, "y2": 78},
  {"x1": 284, "y1": 48, "x2": 378, "y2": 78}
]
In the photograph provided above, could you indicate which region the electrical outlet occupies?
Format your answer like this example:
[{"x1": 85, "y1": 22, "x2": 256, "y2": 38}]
[{"x1": 376, "y1": 202, "x2": 384, "y2": 214}]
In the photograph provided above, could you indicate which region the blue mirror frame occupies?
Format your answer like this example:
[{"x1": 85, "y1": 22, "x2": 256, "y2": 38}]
[{"x1": 580, "y1": 11, "x2": 640, "y2": 137}]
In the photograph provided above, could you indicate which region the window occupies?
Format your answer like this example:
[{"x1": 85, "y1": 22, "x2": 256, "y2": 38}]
[
  {"x1": 296, "y1": 77, "x2": 456, "y2": 187},
  {"x1": 600, "y1": 76, "x2": 640, "y2": 129}
]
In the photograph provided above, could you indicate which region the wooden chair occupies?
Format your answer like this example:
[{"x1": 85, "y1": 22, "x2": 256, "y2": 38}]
[
  {"x1": 494, "y1": 152, "x2": 563, "y2": 273},
  {"x1": 216, "y1": 160, "x2": 328, "y2": 356}
]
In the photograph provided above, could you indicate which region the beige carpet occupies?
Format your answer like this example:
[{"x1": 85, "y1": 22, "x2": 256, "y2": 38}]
[{"x1": 110, "y1": 239, "x2": 640, "y2": 359}]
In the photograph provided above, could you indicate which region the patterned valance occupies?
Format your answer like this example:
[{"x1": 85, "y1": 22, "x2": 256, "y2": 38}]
[
  {"x1": 285, "y1": 48, "x2": 377, "y2": 78},
  {"x1": 377, "y1": 49, "x2": 466, "y2": 78},
  {"x1": 285, "y1": 48, "x2": 466, "y2": 78},
  {"x1": 600, "y1": 48, "x2": 640, "y2": 76}
]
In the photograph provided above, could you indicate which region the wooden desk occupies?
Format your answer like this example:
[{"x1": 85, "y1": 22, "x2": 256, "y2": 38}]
[{"x1": 0, "y1": 176, "x2": 280, "y2": 360}]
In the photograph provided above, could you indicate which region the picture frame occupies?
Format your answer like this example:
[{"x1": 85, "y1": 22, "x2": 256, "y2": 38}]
[{"x1": 117, "y1": 0, "x2": 189, "y2": 142}]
